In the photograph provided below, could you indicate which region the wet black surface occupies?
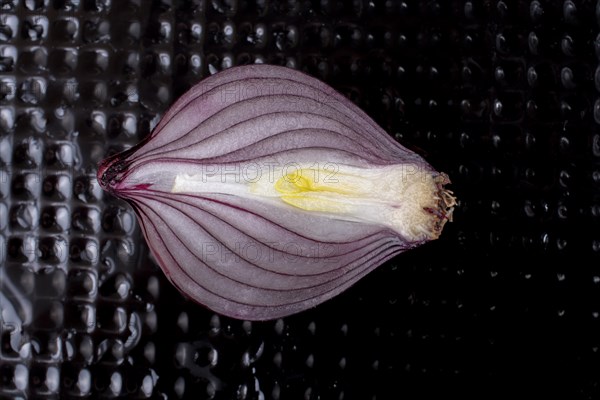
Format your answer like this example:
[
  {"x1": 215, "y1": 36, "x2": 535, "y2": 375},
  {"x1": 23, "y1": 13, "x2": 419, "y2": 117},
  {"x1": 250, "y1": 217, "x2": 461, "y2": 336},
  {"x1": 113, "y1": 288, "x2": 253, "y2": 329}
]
[{"x1": 1, "y1": 0, "x2": 599, "y2": 399}]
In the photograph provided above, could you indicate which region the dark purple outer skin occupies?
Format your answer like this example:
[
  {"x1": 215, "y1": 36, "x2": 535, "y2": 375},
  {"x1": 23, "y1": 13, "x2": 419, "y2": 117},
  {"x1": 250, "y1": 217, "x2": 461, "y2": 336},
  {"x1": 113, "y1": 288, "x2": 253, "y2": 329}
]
[{"x1": 98, "y1": 64, "x2": 440, "y2": 320}]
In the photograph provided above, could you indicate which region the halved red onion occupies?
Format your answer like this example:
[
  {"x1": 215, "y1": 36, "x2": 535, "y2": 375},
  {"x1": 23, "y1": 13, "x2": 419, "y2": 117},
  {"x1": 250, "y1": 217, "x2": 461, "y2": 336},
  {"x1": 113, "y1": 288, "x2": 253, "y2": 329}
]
[{"x1": 97, "y1": 64, "x2": 455, "y2": 320}]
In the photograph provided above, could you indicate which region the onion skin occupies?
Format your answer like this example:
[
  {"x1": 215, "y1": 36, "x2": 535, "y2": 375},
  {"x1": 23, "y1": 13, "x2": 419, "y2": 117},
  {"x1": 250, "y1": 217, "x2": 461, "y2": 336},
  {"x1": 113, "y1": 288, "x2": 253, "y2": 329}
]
[{"x1": 98, "y1": 64, "x2": 455, "y2": 320}]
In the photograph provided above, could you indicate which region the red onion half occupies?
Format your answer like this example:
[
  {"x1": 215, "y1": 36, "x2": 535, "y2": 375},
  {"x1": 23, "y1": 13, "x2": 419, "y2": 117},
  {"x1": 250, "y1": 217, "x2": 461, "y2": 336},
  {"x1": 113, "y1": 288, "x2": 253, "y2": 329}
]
[{"x1": 97, "y1": 65, "x2": 455, "y2": 320}]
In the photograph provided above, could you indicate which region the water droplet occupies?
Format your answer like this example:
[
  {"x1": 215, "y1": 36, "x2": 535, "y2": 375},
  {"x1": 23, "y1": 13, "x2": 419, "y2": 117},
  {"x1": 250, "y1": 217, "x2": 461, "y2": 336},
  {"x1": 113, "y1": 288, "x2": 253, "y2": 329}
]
[
  {"x1": 308, "y1": 321, "x2": 316, "y2": 335},
  {"x1": 24, "y1": 15, "x2": 48, "y2": 40},
  {"x1": 495, "y1": 66, "x2": 505, "y2": 81},
  {"x1": 273, "y1": 351, "x2": 282, "y2": 368},
  {"x1": 158, "y1": 52, "x2": 171, "y2": 73},
  {"x1": 306, "y1": 353, "x2": 315, "y2": 368},
  {"x1": 524, "y1": 133, "x2": 536, "y2": 151},
  {"x1": 0, "y1": 42, "x2": 16, "y2": 70},
  {"x1": 144, "y1": 342, "x2": 156, "y2": 364},
  {"x1": 160, "y1": 21, "x2": 172, "y2": 40},
  {"x1": 46, "y1": 366, "x2": 59, "y2": 392},
  {"x1": 69, "y1": 269, "x2": 98, "y2": 298},
  {"x1": 177, "y1": 312, "x2": 189, "y2": 333},
  {"x1": 28, "y1": 108, "x2": 47, "y2": 133},
  {"x1": 14, "y1": 235, "x2": 39, "y2": 263},
  {"x1": 72, "y1": 207, "x2": 101, "y2": 233},
  {"x1": 541, "y1": 232, "x2": 549, "y2": 248},
  {"x1": 528, "y1": 31, "x2": 539, "y2": 54},
  {"x1": 563, "y1": 0, "x2": 577, "y2": 23},
  {"x1": 464, "y1": 1, "x2": 474, "y2": 18},
  {"x1": 191, "y1": 23, "x2": 202, "y2": 40},
  {"x1": 85, "y1": 49, "x2": 110, "y2": 73},
  {"x1": 340, "y1": 323, "x2": 348, "y2": 336},
  {"x1": 146, "y1": 275, "x2": 160, "y2": 299},
  {"x1": 210, "y1": 314, "x2": 221, "y2": 332},
  {"x1": 129, "y1": 21, "x2": 141, "y2": 39},
  {"x1": 141, "y1": 372, "x2": 156, "y2": 397},
  {"x1": 497, "y1": 1, "x2": 508, "y2": 16},
  {"x1": 14, "y1": 364, "x2": 28, "y2": 391},
  {"x1": 208, "y1": 348, "x2": 218, "y2": 366},
  {"x1": 190, "y1": 54, "x2": 202, "y2": 70},
  {"x1": 79, "y1": 305, "x2": 96, "y2": 332},
  {"x1": 459, "y1": 131, "x2": 470, "y2": 148},
  {"x1": 0, "y1": 77, "x2": 16, "y2": 102},
  {"x1": 174, "y1": 376, "x2": 185, "y2": 398},
  {"x1": 110, "y1": 307, "x2": 128, "y2": 333},
  {"x1": 530, "y1": 0, "x2": 543, "y2": 20},
  {"x1": 115, "y1": 274, "x2": 131, "y2": 299},
  {"x1": 595, "y1": 33, "x2": 600, "y2": 59},
  {"x1": 524, "y1": 200, "x2": 535, "y2": 217},
  {"x1": 560, "y1": 67, "x2": 575, "y2": 89},
  {"x1": 493, "y1": 99, "x2": 503, "y2": 116},
  {"x1": 77, "y1": 369, "x2": 91, "y2": 395},
  {"x1": 274, "y1": 318, "x2": 285, "y2": 335},
  {"x1": 559, "y1": 170, "x2": 571, "y2": 187},
  {"x1": 458, "y1": 164, "x2": 470, "y2": 179},
  {"x1": 495, "y1": 33, "x2": 507, "y2": 53},
  {"x1": 102, "y1": 206, "x2": 135, "y2": 234},
  {"x1": 122, "y1": 113, "x2": 137, "y2": 135},
  {"x1": 14, "y1": 137, "x2": 42, "y2": 167},
  {"x1": 58, "y1": 143, "x2": 74, "y2": 166},
  {"x1": 527, "y1": 66, "x2": 538, "y2": 87},
  {"x1": 223, "y1": 22, "x2": 234, "y2": 38},
  {"x1": 272, "y1": 383, "x2": 281, "y2": 400},
  {"x1": 594, "y1": 100, "x2": 600, "y2": 125},
  {"x1": 175, "y1": 343, "x2": 189, "y2": 367},
  {"x1": 460, "y1": 99, "x2": 471, "y2": 114},
  {"x1": 14, "y1": 204, "x2": 39, "y2": 230},
  {"x1": 541, "y1": 201, "x2": 550, "y2": 214},
  {"x1": 561, "y1": 97, "x2": 573, "y2": 116},
  {"x1": 0, "y1": 106, "x2": 14, "y2": 131},
  {"x1": 492, "y1": 134, "x2": 501, "y2": 148},
  {"x1": 49, "y1": 301, "x2": 64, "y2": 327},
  {"x1": 557, "y1": 204, "x2": 568, "y2": 219},
  {"x1": 110, "y1": 372, "x2": 122, "y2": 396},
  {"x1": 561, "y1": 35, "x2": 574, "y2": 56},
  {"x1": 242, "y1": 320, "x2": 252, "y2": 335},
  {"x1": 14, "y1": 173, "x2": 41, "y2": 200},
  {"x1": 145, "y1": 310, "x2": 158, "y2": 333},
  {"x1": 241, "y1": 351, "x2": 251, "y2": 368},
  {"x1": 0, "y1": 203, "x2": 7, "y2": 231}
]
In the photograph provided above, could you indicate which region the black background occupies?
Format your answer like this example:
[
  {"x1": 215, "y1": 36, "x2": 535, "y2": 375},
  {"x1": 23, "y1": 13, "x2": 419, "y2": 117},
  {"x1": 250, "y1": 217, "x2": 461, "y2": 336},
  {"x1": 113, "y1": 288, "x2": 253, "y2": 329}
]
[{"x1": 1, "y1": 0, "x2": 599, "y2": 399}]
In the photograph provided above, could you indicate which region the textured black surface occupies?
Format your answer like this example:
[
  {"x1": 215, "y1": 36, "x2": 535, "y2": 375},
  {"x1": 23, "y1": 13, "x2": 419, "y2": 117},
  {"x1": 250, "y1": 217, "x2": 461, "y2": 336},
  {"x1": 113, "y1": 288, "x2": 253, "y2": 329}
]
[{"x1": 1, "y1": 0, "x2": 600, "y2": 399}]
